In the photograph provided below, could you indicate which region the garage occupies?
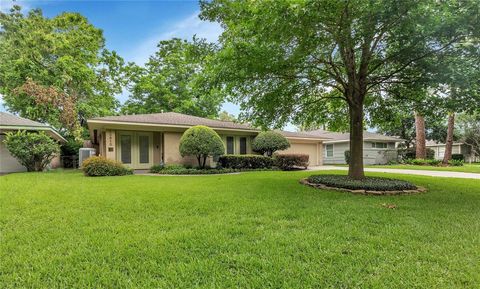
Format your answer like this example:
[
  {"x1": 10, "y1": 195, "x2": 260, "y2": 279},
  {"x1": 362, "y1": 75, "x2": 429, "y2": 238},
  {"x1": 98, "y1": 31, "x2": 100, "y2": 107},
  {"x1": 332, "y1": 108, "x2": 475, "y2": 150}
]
[{"x1": 278, "y1": 131, "x2": 328, "y2": 166}]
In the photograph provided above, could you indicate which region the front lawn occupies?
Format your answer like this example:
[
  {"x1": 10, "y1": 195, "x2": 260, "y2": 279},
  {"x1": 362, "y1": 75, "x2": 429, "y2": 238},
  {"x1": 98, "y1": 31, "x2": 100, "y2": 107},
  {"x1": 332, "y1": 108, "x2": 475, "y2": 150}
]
[
  {"x1": 366, "y1": 163, "x2": 480, "y2": 174},
  {"x1": 1, "y1": 170, "x2": 479, "y2": 288}
]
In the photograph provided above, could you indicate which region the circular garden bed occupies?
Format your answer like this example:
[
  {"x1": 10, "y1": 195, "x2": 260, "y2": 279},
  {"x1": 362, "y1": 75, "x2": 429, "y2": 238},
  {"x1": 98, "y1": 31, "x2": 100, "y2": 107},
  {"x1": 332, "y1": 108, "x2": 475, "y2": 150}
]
[{"x1": 301, "y1": 175, "x2": 426, "y2": 195}]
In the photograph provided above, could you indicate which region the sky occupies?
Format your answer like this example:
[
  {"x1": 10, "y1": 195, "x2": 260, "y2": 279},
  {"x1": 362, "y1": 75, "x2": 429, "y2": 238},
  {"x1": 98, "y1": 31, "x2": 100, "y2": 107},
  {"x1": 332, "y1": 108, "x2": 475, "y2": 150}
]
[{"x1": 0, "y1": 0, "x2": 260, "y2": 127}]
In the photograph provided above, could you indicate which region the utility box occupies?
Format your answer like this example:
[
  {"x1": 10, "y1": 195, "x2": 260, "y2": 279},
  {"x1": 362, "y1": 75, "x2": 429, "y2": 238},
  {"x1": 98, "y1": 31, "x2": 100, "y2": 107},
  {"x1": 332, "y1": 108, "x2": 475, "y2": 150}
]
[{"x1": 79, "y1": 148, "x2": 96, "y2": 167}]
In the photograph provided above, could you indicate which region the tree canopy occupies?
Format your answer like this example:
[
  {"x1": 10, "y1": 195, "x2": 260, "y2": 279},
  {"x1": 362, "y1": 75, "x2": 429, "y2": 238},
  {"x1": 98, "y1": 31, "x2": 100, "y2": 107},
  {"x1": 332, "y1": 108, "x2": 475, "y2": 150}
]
[
  {"x1": 179, "y1": 125, "x2": 225, "y2": 168},
  {"x1": 122, "y1": 37, "x2": 224, "y2": 118},
  {"x1": 200, "y1": 0, "x2": 479, "y2": 178},
  {"x1": 0, "y1": 6, "x2": 126, "y2": 140}
]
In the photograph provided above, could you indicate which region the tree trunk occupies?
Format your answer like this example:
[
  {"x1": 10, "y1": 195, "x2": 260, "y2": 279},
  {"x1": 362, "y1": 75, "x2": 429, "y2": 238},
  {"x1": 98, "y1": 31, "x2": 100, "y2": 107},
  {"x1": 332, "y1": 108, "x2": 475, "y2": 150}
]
[
  {"x1": 442, "y1": 112, "x2": 455, "y2": 165},
  {"x1": 348, "y1": 103, "x2": 365, "y2": 179},
  {"x1": 415, "y1": 112, "x2": 426, "y2": 159},
  {"x1": 196, "y1": 155, "x2": 202, "y2": 168},
  {"x1": 202, "y1": 156, "x2": 207, "y2": 169}
]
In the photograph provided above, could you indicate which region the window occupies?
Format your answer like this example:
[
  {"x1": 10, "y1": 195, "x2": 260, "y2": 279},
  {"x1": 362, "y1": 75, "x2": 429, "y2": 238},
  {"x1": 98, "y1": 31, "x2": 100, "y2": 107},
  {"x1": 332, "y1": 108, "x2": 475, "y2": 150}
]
[
  {"x1": 138, "y1": 135, "x2": 149, "y2": 164},
  {"x1": 326, "y1": 144, "x2": 334, "y2": 157},
  {"x1": 120, "y1": 135, "x2": 132, "y2": 164},
  {"x1": 372, "y1": 142, "x2": 387, "y2": 149},
  {"x1": 239, "y1": 137, "x2": 247, "y2": 154},
  {"x1": 226, "y1": 136, "x2": 234, "y2": 154}
]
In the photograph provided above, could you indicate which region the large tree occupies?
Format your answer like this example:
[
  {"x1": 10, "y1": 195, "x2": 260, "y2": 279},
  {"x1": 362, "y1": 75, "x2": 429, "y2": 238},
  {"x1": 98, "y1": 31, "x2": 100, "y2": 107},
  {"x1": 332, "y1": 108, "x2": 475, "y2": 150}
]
[
  {"x1": 122, "y1": 37, "x2": 223, "y2": 118},
  {"x1": 0, "y1": 6, "x2": 126, "y2": 140},
  {"x1": 200, "y1": 0, "x2": 478, "y2": 179}
]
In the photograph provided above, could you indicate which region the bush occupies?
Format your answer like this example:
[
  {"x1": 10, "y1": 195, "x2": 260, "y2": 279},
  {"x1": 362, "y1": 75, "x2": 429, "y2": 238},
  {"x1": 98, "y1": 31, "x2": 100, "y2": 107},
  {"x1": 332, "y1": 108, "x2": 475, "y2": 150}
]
[
  {"x1": 3, "y1": 130, "x2": 60, "y2": 172},
  {"x1": 150, "y1": 163, "x2": 165, "y2": 173},
  {"x1": 451, "y1": 154, "x2": 464, "y2": 161},
  {"x1": 404, "y1": 158, "x2": 441, "y2": 166},
  {"x1": 218, "y1": 154, "x2": 275, "y2": 169},
  {"x1": 60, "y1": 138, "x2": 83, "y2": 168},
  {"x1": 275, "y1": 154, "x2": 309, "y2": 170},
  {"x1": 252, "y1": 131, "x2": 290, "y2": 157},
  {"x1": 82, "y1": 156, "x2": 133, "y2": 176},
  {"x1": 398, "y1": 147, "x2": 435, "y2": 161},
  {"x1": 344, "y1": 150, "x2": 350, "y2": 164},
  {"x1": 448, "y1": 159, "x2": 464, "y2": 166},
  {"x1": 179, "y1": 125, "x2": 225, "y2": 168},
  {"x1": 307, "y1": 175, "x2": 417, "y2": 191}
]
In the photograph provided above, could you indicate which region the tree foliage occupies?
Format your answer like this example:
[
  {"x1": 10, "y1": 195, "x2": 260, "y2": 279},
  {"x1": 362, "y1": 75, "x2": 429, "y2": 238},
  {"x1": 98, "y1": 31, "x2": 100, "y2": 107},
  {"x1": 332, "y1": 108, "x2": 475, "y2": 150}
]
[
  {"x1": 179, "y1": 125, "x2": 225, "y2": 168},
  {"x1": 4, "y1": 131, "x2": 60, "y2": 172},
  {"x1": 0, "y1": 6, "x2": 126, "y2": 139},
  {"x1": 200, "y1": 0, "x2": 478, "y2": 179},
  {"x1": 252, "y1": 131, "x2": 290, "y2": 157},
  {"x1": 122, "y1": 37, "x2": 223, "y2": 118}
]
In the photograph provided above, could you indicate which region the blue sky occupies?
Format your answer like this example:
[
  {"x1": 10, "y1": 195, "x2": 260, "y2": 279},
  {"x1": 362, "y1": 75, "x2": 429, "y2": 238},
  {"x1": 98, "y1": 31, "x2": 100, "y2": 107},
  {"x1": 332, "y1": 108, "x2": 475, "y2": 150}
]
[{"x1": 0, "y1": 0, "x2": 248, "y2": 124}]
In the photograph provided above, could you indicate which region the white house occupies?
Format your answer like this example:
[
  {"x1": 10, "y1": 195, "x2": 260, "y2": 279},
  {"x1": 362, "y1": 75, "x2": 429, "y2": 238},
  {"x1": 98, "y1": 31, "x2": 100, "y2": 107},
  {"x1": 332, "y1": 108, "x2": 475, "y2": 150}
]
[
  {"x1": 305, "y1": 129, "x2": 402, "y2": 165},
  {"x1": 426, "y1": 140, "x2": 479, "y2": 163}
]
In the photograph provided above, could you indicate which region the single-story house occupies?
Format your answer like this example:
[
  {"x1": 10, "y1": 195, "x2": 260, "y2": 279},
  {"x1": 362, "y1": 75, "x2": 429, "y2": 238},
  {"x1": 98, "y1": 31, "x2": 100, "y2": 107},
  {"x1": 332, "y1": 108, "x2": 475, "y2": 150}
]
[
  {"x1": 0, "y1": 112, "x2": 66, "y2": 173},
  {"x1": 305, "y1": 129, "x2": 402, "y2": 165},
  {"x1": 86, "y1": 112, "x2": 329, "y2": 169},
  {"x1": 426, "y1": 140, "x2": 479, "y2": 163}
]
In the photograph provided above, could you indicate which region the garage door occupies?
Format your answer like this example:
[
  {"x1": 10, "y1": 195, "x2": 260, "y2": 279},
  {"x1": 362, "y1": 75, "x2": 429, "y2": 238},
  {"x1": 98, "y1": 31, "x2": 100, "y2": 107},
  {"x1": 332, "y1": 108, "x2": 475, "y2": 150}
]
[
  {"x1": 0, "y1": 134, "x2": 26, "y2": 173},
  {"x1": 280, "y1": 142, "x2": 320, "y2": 166}
]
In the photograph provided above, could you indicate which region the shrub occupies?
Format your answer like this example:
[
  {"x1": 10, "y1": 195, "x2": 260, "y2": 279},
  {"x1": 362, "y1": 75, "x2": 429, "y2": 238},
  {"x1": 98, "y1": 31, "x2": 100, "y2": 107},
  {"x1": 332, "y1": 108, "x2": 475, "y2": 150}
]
[
  {"x1": 179, "y1": 125, "x2": 225, "y2": 168},
  {"x1": 218, "y1": 154, "x2": 275, "y2": 169},
  {"x1": 448, "y1": 159, "x2": 464, "y2": 166},
  {"x1": 404, "y1": 158, "x2": 441, "y2": 166},
  {"x1": 252, "y1": 131, "x2": 290, "y2": 157},
  {"x1": 275, "y1": 154, "x2": 309, "y2": 170},
  {"x1": 307, "y1": 175, "x2": 417, "y2": 191},
  {"x1": 398, "y1": 147, "x2": 435, "y2": 161},
  {"x1": 82, "y1": 156, "x2": 133, "y2": 176},
  {"x1": 60, "y1": 138, "x2": 83, "y2": 168},
  {"x1": 344, "y1": 150, "x2": 350, "y2": 164},
  {"x1": 451, "y1": 154, "x2": 464, "y2": 161},
  {"x1": 150, "y1": 163, "x2": 165, "y2": 173},
  {"x1": 3, "y1": 130, "x2": 60, "y2": 172}
]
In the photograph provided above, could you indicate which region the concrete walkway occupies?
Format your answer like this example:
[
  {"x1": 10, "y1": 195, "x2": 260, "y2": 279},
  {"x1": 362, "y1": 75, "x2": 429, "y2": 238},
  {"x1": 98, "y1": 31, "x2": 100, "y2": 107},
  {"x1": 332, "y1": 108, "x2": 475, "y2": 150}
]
[{"x1": 309, "y1": 165, "x2": 480, "y2": 179}]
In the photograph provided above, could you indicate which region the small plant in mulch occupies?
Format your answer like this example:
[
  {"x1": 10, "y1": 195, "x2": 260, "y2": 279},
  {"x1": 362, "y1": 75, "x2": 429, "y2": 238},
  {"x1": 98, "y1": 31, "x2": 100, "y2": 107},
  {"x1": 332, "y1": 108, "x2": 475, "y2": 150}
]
[{"x1": 301, "y1": 174, "x2": 426, "y2": 195}]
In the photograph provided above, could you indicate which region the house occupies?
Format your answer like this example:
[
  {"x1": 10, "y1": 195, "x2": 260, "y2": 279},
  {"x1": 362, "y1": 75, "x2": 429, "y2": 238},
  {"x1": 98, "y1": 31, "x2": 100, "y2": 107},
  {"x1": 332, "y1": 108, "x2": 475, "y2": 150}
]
[
  {"x1": 305, "y1": 129, "x2": 402, "y2": 165},
  {"x1": 426, "y1": 140, "x2": 479, "y2": 163},
  {"x1": 86, "y1": 112, "x2": 328, "y2": 169},
  {"x1": 0, "y1": 112, "x2": 66, "y2": 173}
]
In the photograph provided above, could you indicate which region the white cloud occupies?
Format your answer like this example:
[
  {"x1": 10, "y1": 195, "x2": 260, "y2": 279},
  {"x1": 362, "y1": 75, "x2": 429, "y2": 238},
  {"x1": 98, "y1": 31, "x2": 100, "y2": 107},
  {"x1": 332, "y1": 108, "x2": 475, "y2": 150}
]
[{"x1": 126, "y1": 11, "x2": 222, "y2": 65}]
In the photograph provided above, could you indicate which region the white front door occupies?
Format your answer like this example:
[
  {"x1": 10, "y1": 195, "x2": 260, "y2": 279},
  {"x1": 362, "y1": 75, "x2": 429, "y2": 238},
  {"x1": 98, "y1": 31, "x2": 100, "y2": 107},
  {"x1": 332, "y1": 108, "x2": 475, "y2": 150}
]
[{"x1": 117, "y1": 131, "x2": 153, "y2": 169}]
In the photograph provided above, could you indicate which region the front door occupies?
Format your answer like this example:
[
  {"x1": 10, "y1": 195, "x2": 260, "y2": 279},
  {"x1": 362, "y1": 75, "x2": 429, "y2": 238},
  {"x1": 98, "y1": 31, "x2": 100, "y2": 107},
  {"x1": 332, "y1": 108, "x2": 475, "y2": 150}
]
[{"x1": 117, "y1": 131, "x2": 153, "y2": 169}]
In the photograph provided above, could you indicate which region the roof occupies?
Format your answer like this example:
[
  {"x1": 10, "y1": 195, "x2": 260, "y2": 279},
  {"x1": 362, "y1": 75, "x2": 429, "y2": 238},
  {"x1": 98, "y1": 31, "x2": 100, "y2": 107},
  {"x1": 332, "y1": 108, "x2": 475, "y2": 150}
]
[
  {"x1": 306, "y1": 129, "x2": 403, "y2": 143},
  {"x1": 426, "y1": 140, "x2": 464, "y2": 146},
  {"x1": 89, "y1": 112, "x2": 258, "y2": 132},
  {"x1": 0, "y1": 112, "x2": 66, "y2": 142},
  {"x1": 277, "y1": 130, "x2": 331, "y2": 140}
]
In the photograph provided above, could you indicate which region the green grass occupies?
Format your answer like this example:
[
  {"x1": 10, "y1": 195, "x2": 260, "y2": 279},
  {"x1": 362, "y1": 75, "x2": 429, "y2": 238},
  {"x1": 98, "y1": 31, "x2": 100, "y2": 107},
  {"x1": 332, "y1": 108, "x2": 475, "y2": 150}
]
[
  {"x1": 365, "y1": 163, "x2": 480, "y2": 173},
  {"x1": 1, "y1": 170, "x2": 479, "y2": 288}
]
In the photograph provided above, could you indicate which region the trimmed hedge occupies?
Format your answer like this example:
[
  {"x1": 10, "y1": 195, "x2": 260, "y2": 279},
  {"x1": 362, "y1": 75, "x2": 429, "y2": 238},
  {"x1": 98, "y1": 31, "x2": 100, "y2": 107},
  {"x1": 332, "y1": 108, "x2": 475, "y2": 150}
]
[
  {"x1": 275, "y1": 154, "x2": 309, "y2": 170},
  {"x1": 398, "y1": 147, "x2": 435, "y2": 160},
  {"x1": 307, "y1": 175, "x2": 417, "y2": 191},
  {"x1": 219, "y1": 154, "x2": 275, "y2": 169},
  {"x1": 149, "y1": 163, "x2": 274, "y2": 175},
  {"x1": 404, "y1": 158, "x2": 441, "y2": 166},
  {"x1": 82, "y1": 156, "x2": 133, "y2": 176}
]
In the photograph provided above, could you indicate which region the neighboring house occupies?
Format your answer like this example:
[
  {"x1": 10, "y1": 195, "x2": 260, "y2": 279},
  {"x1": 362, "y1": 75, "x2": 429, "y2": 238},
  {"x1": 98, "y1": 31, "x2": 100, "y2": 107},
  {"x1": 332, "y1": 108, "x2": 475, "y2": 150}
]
[
  {"x1": 426, "y1": 140, "x2": 479, "y2": 163},
  {"x1": 86, "y1": 112, "x2": 328, "y2": 169},
  {"x1": 306, "y1": 129, "x2": 402, "y2": 165},
  {"x1": 0, "y1": 112, "x2": 66, "y2": 173}
]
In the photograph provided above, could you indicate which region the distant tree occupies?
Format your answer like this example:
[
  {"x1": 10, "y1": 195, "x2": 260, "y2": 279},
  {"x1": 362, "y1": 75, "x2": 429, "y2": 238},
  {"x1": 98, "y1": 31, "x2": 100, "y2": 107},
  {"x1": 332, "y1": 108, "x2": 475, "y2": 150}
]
[
  {"x1": 122, "y1": 37, "x2": 223, "y2": 118},
  {"x1": 0, "y1": 6, "x2": 126, "y2": 140},
  {"x1": 252, "y1": 131, "x2": 290, "y2": 157},
  {"x1": 457, "y1": 114, "x2": 480, "y2": 162},
  {"x1": 179, "y1": 125, "x2": 225, "y2": 168},
  {"x1": 4, "y1": 131, "x2": 60, "y2": 172},
  {"x1": 218, "y1": 110, "x2": 237, "y2": 122},
  {"x1": 201, "y1": 0, "x2": 478, "y2": 179}
]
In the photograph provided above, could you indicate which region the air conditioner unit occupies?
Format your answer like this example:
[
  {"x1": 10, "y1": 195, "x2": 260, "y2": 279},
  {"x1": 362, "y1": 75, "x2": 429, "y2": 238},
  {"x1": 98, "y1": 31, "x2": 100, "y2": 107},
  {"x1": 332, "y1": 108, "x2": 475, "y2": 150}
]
[{"x1": 79, "y1": 148, "x2": 96, "y2": 167}]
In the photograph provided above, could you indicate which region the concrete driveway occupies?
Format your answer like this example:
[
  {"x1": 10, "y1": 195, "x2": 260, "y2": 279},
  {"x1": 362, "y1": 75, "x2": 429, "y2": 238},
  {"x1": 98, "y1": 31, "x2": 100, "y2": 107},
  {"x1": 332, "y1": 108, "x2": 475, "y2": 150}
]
[{"x1": 309, "y1": 165, "x2": 480, "y2": 179}]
